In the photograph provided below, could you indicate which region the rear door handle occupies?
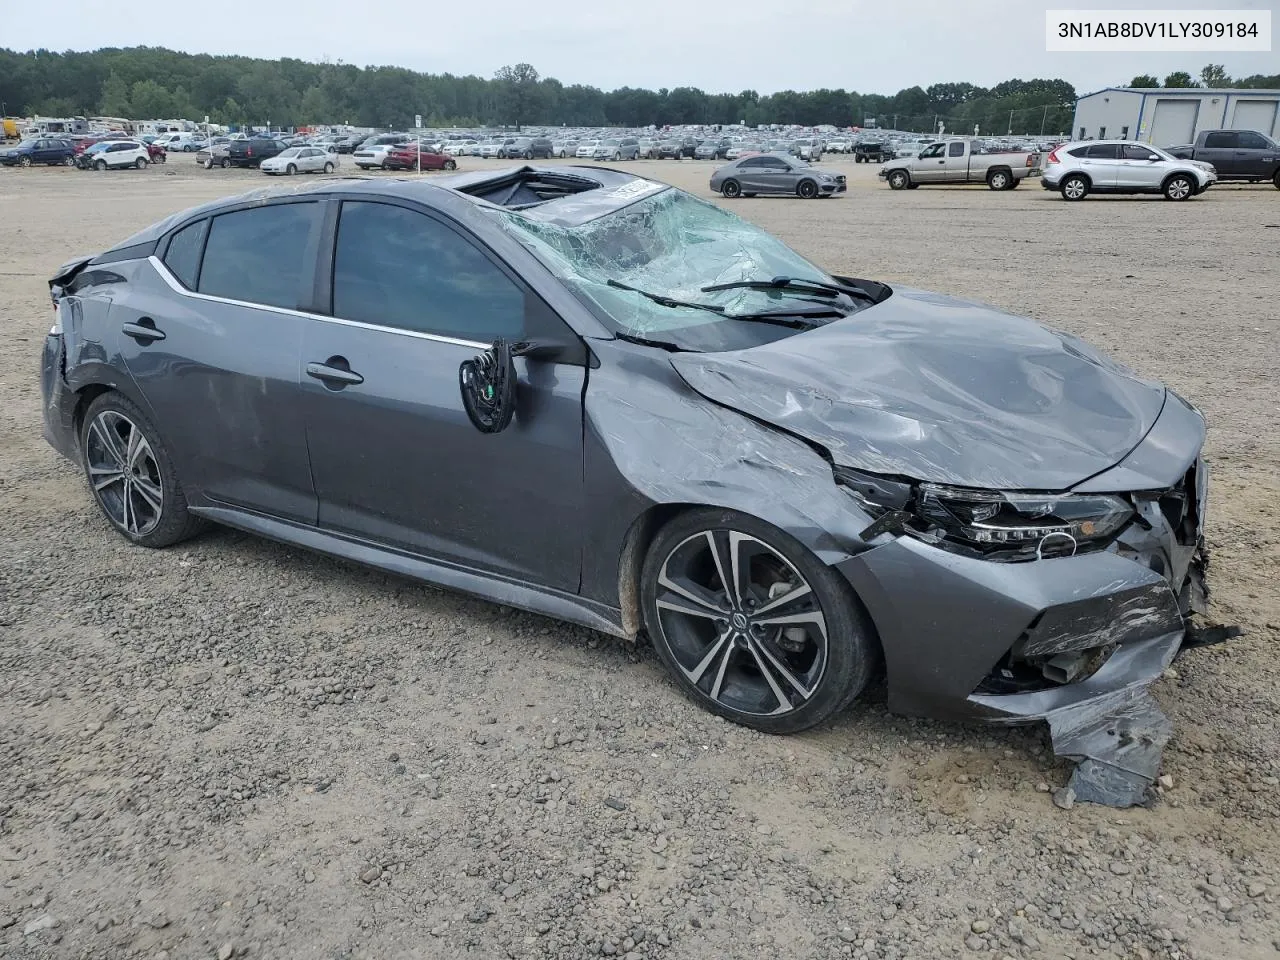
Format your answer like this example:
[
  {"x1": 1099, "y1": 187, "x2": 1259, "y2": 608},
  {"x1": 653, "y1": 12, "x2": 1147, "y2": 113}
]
[
  {"x1": 306, "y1": 360, "x2": 364, "y2": 386},
  {"x1": 122, "y1": 318, "x2": 165, "y2": 343}
]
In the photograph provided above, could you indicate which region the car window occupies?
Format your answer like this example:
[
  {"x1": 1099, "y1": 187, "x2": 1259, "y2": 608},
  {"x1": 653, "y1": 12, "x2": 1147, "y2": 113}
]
[
  {"x1": 738, "y1": 157, "x2": 765, "y2": 168},
  {"x1": 920, "y1": 144, "x2": 944, "y2": 158},
  {"x1": 1122, "y1": 144, "x2": 1159, "y2": 161},
  {"x1": 163, "y1": 219, "x2": 210, "y2": 290},
  {"x1": 332, "y1": 201, "x2": 525, "y2": 342},
  {"x1": 1085, "y1": 144, "x2": 1120, "y2": 159},
  {"x1": 1236, "y1": 132, "x2": 1270, "y2": 149},
  {"x1": 1203, "y1": 131, "x2": 1237, "y2": 149},
  {"x1": 198, "y1": 203, "x2": 320, "y2": 310},
  {"x1": 947, "y1": 141, "x2": 965, "y2": 157}
]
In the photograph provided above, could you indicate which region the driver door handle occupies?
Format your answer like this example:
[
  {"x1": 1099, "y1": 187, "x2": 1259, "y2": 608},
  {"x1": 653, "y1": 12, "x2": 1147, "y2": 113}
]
[
  {"x1": 306, "y1": 360, "x2": 364, "y2": 386},
  {"x1": 122, "y1": 318, "x2": 165, "y2": 342}
]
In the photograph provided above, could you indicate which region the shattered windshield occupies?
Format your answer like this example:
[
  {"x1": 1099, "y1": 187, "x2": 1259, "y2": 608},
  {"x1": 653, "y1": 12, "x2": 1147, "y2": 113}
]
[{"x1": 497, "y1": 188, "x2": 863, "y2": 351}]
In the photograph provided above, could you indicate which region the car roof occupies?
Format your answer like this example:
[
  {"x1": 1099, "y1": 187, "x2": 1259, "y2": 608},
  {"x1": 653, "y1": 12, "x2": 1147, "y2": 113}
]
[{"x1": 106, "y1": 165, "x2": 672, "y2": 253}]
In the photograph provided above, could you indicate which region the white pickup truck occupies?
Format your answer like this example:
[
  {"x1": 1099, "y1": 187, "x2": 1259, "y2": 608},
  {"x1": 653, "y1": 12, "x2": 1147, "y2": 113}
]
[{"x1": 879, "y1": 137, "x2": 1041, "y2": 191}]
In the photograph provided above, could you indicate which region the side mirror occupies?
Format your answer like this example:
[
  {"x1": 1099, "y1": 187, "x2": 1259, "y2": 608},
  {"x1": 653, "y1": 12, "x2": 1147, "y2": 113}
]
[
  {"x1": 459, "y1": 338, "x2": 517, "y2": 434},
  {"x1": 1149, "y1": 155, "x2": 1161, "y2": 161}
]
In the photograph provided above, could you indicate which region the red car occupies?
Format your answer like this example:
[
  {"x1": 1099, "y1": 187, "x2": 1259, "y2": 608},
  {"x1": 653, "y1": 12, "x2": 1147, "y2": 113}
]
[{"x1": 382, "y1": 144, "x2": 456, "y2": 172}]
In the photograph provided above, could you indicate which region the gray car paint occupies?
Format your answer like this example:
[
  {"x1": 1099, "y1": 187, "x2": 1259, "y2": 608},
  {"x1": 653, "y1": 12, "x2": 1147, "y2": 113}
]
[
  {"x1": 709, "y1": 154, "x2": 846, "y2": 196},
  {"x1": 40, "y1": 166, "x2": 1221, "y2": 808}
]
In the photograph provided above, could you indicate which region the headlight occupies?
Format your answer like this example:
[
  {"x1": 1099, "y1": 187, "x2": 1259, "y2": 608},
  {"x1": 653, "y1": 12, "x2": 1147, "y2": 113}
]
[{"x1": 835, "y1": 467, "x2": 1132, "y2": 561}]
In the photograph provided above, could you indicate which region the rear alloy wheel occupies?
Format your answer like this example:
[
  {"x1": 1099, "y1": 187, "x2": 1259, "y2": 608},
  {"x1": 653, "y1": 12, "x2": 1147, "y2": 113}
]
[
  {"x1": 721, "y1": 179, "x2": 741, "y2": 198},
  {"x1": 80, "y1": 393, "x2": 203, "y2": 548},
  {"x1": 1163, "y1": 175, "x2": 1193, "y2": 201},
  {"x1": 1060, "y1": 175, "x2": 1089, "y2": 201},
  {"x1": 63, "y1": 155, "x2": 76, "y2": 167},
  {"x1": 797, "y1": 179, "x2": 818, "y2": 199},
  {"x1": 641, "y1": 509, "x2": 877, "y2": 734},
  {"x1": 887, "y1": 169, "x2": 909, "y2": 190},
  {"x1": 134, "y1": 157, "x2": 147, "y2": 169},
  {"x1": 987, "y1": 169, "x2": 1011, "y2": 190}
]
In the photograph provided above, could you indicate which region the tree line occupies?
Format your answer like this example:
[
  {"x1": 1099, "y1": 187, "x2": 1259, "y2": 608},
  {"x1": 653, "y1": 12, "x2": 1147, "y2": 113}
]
[
  {"x1": 1130, "y1": 64, "x2": 1280, "y2": 89},
  {"x1": 2, "y1": 47, "x2": 1276, "y2": 135}
]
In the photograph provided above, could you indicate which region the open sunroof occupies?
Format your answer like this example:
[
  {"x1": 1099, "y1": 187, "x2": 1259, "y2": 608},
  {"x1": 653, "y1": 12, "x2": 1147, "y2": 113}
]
[{"x1": 453, "y1": 167, "x2": 603, "y2": 210}]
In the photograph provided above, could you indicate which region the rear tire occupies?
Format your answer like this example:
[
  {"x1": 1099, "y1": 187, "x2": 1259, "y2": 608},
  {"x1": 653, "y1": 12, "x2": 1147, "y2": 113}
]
[
  {"x1": 221, "y1": 158, "x2": 231, "y2": 169},
  {"x1": 1274, "y1": 171, "x2": 1280, "y2": 190},
  {"x1": 79, "y1": 392, "x2": 205, "y2": 549},
  {"x1": 134, "y1": 157, "x2": 147, "y2": 169},
  {"x1": 986, "y1": 169, "x2": 1012, "y2": 190},
  {"x1": 641, "y1": 508, "x2": 879, "y2": 735},
  {"x1": 323, "y1": 162, "x2": 334, "y2": 173},
  {"x1": 886, "y1": 169, "x2": 909, "y2": 190},
  {"x1": 1060, "y1": 174, "x2": 1089, "y2": 201}
]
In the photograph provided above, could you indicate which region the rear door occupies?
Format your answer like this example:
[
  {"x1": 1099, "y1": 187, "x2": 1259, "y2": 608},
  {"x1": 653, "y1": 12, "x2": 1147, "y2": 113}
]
[
  {"x1": 297, "y1": 198, "x2": 586, "y2": 590},
  {"x1": 1197, "y1": 131, "x2": 1240, "y2": 175},
  {"x1": 1081, "y1": 143, "x2": 1121, "y2": 188},
  {"x1": 117, "y1": 201, "x2": 320, "y2": 522}
]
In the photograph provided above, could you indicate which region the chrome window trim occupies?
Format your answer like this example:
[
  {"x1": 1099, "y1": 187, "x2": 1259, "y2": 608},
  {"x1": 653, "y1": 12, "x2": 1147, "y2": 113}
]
[{"x1": 147, "y1": 255, "x2": 490, "y2": 350}]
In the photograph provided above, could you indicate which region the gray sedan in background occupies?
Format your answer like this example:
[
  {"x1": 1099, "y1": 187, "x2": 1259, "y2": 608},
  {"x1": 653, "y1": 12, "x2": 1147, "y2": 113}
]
[
  {"x1": 41, "y1": 167, "x2": 1223, "y2": 807},
  {"x1": 710, "y1": 153, "x2": 847, "y2": 198}
]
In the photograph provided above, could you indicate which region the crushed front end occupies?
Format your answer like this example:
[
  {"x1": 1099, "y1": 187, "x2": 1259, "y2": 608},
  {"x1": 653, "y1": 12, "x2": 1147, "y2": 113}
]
[{"x1": 837, "y1": 417, "x2": 1237, "y2": 808}]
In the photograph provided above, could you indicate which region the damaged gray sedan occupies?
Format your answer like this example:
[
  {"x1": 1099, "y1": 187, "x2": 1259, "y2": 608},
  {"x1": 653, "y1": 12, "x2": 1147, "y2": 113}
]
[{"x1": 41, "y1": 166, "x2": 1231, "y2": 807}]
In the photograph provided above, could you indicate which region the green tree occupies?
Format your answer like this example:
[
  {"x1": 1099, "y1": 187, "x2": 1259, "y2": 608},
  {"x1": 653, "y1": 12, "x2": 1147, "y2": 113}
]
[
  {"x1": 1199, "y1": 64, "x2": 1229, "y2": 87},
  {"x1": 1129, "y1": 74, "x2": 1159, "y2": 88},
  {"x1": 99, "y1": 71, "x2": 132, "y2": 115},
  {"x1": 494, "y1": 62, "x2": 540, "y2": 130},
  {"x1": 1164, "y1": 71, "x2": 1195, "y2": 88}
]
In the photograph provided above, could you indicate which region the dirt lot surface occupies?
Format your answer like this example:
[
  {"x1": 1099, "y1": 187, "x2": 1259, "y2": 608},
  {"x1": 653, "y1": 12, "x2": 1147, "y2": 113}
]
[{"x1": 1, "y1": 154, "x2": 1277, "y2": 960}]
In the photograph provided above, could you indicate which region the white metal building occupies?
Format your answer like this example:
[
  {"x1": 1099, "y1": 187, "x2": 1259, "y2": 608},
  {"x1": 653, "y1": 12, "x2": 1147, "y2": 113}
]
[{"x1": 1072, "y1": 87, "x2": 1280, "y2": 145}]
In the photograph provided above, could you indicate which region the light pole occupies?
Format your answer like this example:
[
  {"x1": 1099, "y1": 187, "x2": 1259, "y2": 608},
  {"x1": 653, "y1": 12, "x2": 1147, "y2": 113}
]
[
  {"x1": 1041, "y1": 104, "x2": 1050, "y2": 135},
  {"x1": 1008, "y1": 109, "x2": 1014, "y2": 135}
]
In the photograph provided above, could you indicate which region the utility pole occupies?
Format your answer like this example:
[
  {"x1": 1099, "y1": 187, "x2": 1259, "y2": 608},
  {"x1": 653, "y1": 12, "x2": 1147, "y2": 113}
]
[
  {"x1": 1041, "y1": 104, "x2": 1049, "y2": 135},
  {"x1": 1008, "y1": 109, "x2": 1014, "y2": 135}
]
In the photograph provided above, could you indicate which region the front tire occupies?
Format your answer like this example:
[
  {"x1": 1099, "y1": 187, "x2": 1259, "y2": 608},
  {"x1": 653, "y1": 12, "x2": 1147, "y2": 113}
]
[
  {"x1": 94, "y1": 159, "x2": 107, "y2": 171},
  {"x1": 1060, "y1": 174, "x2": 1089, "y2": 201},
  {"x1": 721, "y1": 179, "x2": 741, "y2": 198},
  {"x1": 286, "y1": 164, "x2": 297, "y2": 176},
  {"x1": 444, "y1": 159, "x2": 456, "y2": 170},
  {"x1": 19, "y1": 155, "x2": 32, "y2": 167},
  {"x1": 80, "y1": 392, "x2": 204, "y2": 548},
  {"x1": 886, "y1": 169, "x2": 909, "y2": 190},
  {"x1": 641, "y1": 508, "x2": 878, "y2": 734},
  {"x1": 1163, "y1": 175, "x2": 1193, "y2": 201},
  {"x1": 797, "y1": 179, "x2": 818, "y2": 199},
  {"x1": 221, "y1": 158, "x2": 231, "y2": 169}
]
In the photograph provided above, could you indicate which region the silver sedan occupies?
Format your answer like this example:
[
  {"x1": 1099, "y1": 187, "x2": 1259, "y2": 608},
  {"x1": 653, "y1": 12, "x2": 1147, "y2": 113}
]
[{"x1": 709, "y1": 153, "x2": 847, "y2": 199}]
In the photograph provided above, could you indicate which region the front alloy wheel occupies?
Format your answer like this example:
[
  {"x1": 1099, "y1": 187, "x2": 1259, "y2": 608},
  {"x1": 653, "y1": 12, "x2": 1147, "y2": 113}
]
[
  {"x1": 887, "y1": 170, "x2": 909, "y2": 190},
  {"x1": 1164, "y1": 175, "x2": 1193, "y2": 200},
  {"x1": 642, "y1": 509, "x2": 877, "y2": 734}
]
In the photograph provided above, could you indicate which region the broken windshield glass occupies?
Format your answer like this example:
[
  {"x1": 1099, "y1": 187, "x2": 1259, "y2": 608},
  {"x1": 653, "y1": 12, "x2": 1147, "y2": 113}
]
[{"x1": 496, "y1": 188, "x2": 866, "y2": 350}]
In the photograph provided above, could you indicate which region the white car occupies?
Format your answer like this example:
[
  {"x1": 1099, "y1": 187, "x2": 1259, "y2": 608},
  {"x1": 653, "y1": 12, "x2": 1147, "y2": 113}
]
[
  {"x1": 1041, "y1": 140, "x2": 1216, "y2": 201},
  {"x1": 260, "y1": 146, "x2": 336, "y2": 176},
  {"x1": 79, "y1": 140, "x2": 151, "y2": 170},
  {"x1": 478, "y1": 141, "x2": 507, "y2": 158},
  {"x1": 443, "y1": 139, "x2": 478, "y2": 155},
  {"x1": 826, "y1": 139, "x2": 851, "y2": 154},
  {"x1": 575, "y1": 139, "x2": 600, "y2": 158}
]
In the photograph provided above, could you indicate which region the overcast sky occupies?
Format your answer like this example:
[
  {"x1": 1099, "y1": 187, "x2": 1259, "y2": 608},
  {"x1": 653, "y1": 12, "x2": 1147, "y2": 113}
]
[{"x1": 6, "y1": 0, "x2": 1276, "y2": 95}]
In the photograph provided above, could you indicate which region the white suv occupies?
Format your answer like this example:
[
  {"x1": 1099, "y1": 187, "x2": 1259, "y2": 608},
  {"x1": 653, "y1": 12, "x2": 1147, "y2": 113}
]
[{"x1": 1042, "y1": 140, "x2": 1216, "y2": 201}]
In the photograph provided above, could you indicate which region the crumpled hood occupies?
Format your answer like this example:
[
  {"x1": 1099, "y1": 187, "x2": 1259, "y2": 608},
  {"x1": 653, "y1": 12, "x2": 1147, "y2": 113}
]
[{"x1": 670, "y1": 286, "x2": 1167, "y2": 491}]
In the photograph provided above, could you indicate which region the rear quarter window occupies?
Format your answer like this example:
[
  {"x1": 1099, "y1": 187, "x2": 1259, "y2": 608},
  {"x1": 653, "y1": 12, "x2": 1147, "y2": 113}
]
[{"x1": 162, "y1": 219, "x2": 209, "y2": 289}]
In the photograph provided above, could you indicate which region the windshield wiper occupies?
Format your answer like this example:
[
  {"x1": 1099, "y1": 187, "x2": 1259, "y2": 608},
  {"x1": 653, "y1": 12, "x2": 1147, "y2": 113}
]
[
  {"x1": 701, "y1": 275, "x2": 877, "y2": 303},
  {"x1": 722, "y1": 306, "x2": 844, "y2": 330},
  {"x1": 607, "y1": 279, "x2": 725, "y2": 315}
]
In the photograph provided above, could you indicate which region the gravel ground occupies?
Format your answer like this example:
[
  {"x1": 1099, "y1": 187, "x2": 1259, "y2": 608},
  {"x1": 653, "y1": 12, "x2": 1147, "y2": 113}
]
[{"x1": 0, "y1": 155, "x2": 1277, "y2": 960}]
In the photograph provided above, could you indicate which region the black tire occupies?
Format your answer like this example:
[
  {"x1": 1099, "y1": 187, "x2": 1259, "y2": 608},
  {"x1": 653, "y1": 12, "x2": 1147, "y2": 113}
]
[
  {"x1": 523, "y1": 150, "x2": 533, "y2": 160},
  {"x1": 221, "y1": 158, "x2": 231, "y2": 169},
  {"x1": 63, "y1": 155, "x2": 75, "y2": 167},
  {"x1": 323, "y1": 162, "x2": 334, "y2": 174},
  {"x1": 94, "y1": 159, "x2": 107, "y2": 171},
  {"x1": 1163, "y1": 175, "x2": 1194, "y2": 201},
  {"x1": 1273, "y1": 171, "x2": 1280, "y2": 190},
  {"x1": 721, "y1": 179, "x2": 742, "y2": 198},
  {"x1": 886, "y1": 169, "x2": 909, "y2": 190},
  {"x1": 641, "y1": 508, "x2": 879, "y2": 735},
  {"x1": 79, "y1": 392, "x2": 205, "y2": 548},
  {"x1": 797, "y1": 179, "x2": 818, "y2": 199},
  {"x1": 444, "y1": 159, "x2": 456, "y2": 170},
  {"x1": 134, "y1": 157, "x2": 147, "y2": 169},
  {"x1": 286, "y1": 164, "x2": 297, "y2": 176},
  {"x1": 1060, "y1": 174, "x2": 1089, "y2": 201},
  {"x1": 18, "y1": 155, "x2": 33, "y2": 168},
  {"x1": 986, "y1": 168, "x2": 1012, "y2": 191}
]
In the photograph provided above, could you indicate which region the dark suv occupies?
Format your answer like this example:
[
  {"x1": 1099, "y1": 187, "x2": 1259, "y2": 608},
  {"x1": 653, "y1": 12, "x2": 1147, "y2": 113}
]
[
  {"x1": 502, "y1": 137, "x2": 555, "y2": 160},
  {"x1": 227, "y1": 138, "x2": 285, "y2": 169},
  {"x1": 0, "y1": 137, "x2": 76, "y2": 167}
]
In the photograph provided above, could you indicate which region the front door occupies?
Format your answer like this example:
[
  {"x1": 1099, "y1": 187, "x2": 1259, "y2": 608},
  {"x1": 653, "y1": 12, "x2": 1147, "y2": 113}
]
[
  {"x1": 941, "y1": 140, "x2": 969, "y2": 181},
  {"x1": 912, "y1": 142, "x2": 948, "y2": 181},
  {"x1": 1116, "y1": 143, "x2": 1162, "y2": 188},
  {"x1": 298, "y1": 199, "x2": 586, "y2": 592},
  {"x1": 118, "y1": 201, "x2": 321, "y2": 522}
]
